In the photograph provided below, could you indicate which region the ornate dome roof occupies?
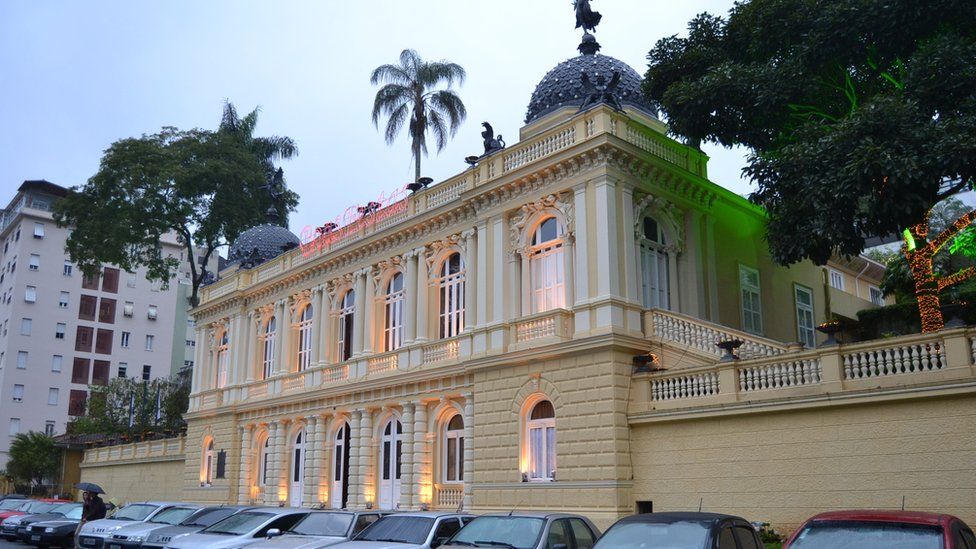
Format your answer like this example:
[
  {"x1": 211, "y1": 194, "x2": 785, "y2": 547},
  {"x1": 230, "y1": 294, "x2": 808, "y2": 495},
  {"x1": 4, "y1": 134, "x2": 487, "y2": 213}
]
[
  {"x1": 525, "y1": 52, "x2": 656, "y2": 124},
  {"x1": 227, "y1": 223, "x2": 301, "y2": 268}
]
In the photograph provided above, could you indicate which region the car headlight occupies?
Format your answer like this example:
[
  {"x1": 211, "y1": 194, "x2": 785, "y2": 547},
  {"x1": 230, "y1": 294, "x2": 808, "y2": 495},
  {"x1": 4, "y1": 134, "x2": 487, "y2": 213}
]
[
  {"x1": 45, "y1": 527, "x2": 54, "y2": 533},
  {"x1": 129, "y1": 536, "x2": 144, "y2": 543}
]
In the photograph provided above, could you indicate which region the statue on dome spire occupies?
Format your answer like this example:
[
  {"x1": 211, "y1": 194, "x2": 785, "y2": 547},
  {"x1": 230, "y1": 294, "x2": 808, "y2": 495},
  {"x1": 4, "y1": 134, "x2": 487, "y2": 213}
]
[{"x1": 574, "y1": 0, "x2": 602, "y2": 34}]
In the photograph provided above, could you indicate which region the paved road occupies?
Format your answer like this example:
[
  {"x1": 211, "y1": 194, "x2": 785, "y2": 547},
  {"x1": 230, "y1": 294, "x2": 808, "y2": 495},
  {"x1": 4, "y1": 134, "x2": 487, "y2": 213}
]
[{"x1": 0, "y1": 540, "x2": 29, "y2": 549}]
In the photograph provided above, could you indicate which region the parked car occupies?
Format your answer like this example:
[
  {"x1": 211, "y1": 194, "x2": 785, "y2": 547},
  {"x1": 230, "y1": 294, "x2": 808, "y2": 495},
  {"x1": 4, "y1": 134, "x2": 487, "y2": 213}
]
[
  {"x1": 334, "y1": 512, "x2": 473, "y2": 549},
  {"x1": 0, "y1": 494, "x2": 26, "y2": 502},
  {"x1": 104, "y1": 504, "x2": 201, "y2": 549},
  {"x1": 78, "y1": 502, "x2": 186, "y2": 549},
  {"x1": 142, "y1": 506, "x2": 256, "y2": 549},
  {"x1": 24, "y1": 505, "x2": 84, "y2": 548},
  {"x1": 2, "y1": 500, "x2": 73, "y2": 541},
  {"x1": 591, "y1": 512, "x2": 762, "y2": 549},
  {"x1": 15, "y1": 502, "x2": 84, "y2": 542},
  {"x1": 784, "y1": 510, "x2": 976, "y2": 549},
  {"x1": 442, "y1": 512, "x2": 598, "y2": 549},
  {"x1": 163, "y1": 507, "x2": 310, "y2": 549},
  {"x1": 248, "y1": 510, "x2": 391, "y2": 549}
]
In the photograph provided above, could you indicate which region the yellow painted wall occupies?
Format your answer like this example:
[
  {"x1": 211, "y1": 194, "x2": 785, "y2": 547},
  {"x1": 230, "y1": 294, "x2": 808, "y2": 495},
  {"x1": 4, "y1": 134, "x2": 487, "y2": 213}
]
[{"x1": 80, "y1": 458, "x2": 185, "y2": 505}]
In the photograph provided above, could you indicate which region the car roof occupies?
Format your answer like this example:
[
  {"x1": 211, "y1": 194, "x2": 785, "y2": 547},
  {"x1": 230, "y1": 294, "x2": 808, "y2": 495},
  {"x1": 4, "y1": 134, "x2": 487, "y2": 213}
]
[
  {"x1": 477, "y1": 512, "x2": 590, "y2": 520},
  {"x1": 803, "y1": 510, "x2": 958, "y2": 527},
  {"x1": 379, "y1": 511, "x2": 469, "y2": 518},
  {"x1": 615, "y1": 512, "x2": 751, "y2": 524},
  {"x1": 239, "y1": 507, "x2": 310, "y2": 516}
]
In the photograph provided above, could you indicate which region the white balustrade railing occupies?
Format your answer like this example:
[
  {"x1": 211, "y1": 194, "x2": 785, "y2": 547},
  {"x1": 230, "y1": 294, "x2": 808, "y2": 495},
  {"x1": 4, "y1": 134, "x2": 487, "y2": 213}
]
[
  {"x1": 250, "y1": 381, "x2": 269, "y2": 399},
  {"x1": 651, "y1": 371, "x2": 720, "y2": 401},
  {"x1": 503, "y1": 127, "x2": 576, "y2": 173},
  {"x1": 423, "y1": 339, "x2": 460, "y2": 364},
  {"x1": 435, "y1": 484, "x2": 464, "y2": 509},
  {"x1": 739, "y1": 358, "x2": 821, "y2": 392},
  {"x1": 624, "y1": 124, "x2": 693, "y2": 173},
  {"x1": 425, "y1": 179, "x2": 466, "y2": 210},
  {"x1": 648, "y1": 310, "x2": 787, "y2": 359},
  {"x1": 282, "y1": 373, "x2": 305, "y2": 392},
  {"x1": 322, "y1": 364, "x2": 349, "y2": 384},
  {"x1": 843, "y1": 340, "x2": 945, "y2": 379},
  {"x1": 516, "y1": 315, "x2": 557, "y2": 342},
  {"x1": 368, "y1": 354, "x2": 398, "y2": 374}
]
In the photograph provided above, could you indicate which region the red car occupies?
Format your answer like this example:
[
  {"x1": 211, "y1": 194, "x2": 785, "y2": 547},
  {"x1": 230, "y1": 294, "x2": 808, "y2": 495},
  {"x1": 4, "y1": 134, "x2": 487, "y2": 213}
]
[
  {"x1": 0, "y1": 499, "x2": 28, "y2": 521},
  {"x1": 785, "y1": 510, "x2": 976, "y2": 549}
]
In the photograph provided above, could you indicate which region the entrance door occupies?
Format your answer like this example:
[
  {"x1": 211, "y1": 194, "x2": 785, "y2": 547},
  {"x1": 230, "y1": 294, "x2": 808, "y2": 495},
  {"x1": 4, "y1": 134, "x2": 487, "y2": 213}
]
[
  {"x1": 378, "y1": 419, "x2": 402, "y2": 509},
  {"x1": 290, "y1": 430, "x2": 306, "y2": 507},
  {"x1": 332, "y1": 422, "x2": 350, "y2": 509}
]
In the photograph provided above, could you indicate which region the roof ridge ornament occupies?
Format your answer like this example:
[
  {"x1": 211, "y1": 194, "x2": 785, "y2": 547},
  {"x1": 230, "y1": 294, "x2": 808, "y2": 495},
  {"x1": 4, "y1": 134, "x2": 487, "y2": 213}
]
[{"x1": 574, "y1": 0, "x2": 602, "y2": 55}]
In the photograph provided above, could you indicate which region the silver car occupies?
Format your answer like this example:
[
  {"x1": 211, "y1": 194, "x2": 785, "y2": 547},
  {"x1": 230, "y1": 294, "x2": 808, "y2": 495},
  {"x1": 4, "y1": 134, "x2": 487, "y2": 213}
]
[
  {"x1": 163, "y1": 507, "x2": 309, "y2": 549},
  {"x1": 104, "y1": 504, "x2": 201, "y2": 549},
  {"x1": 330, "y1": 512, "x2": 472, "y2": 549},
  {"x1": 78, "y1": 502, "x2": 186, "y2": 549},
  {"x1": 248, "y1": 511, "x2": 390, "y2": 549},
  {"x1": 142, "y1": 506, "x2": 255, "y2": 549},
  {"x1": 440, "y1": 512, "x2": 600, "y2": 549}
]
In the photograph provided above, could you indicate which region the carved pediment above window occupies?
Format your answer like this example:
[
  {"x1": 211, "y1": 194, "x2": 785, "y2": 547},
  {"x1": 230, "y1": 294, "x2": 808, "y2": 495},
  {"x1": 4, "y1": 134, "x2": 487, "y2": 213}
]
[
  {"x1": 326, "y1": 273, "x2": 355, "y2": 308},
  {"x1": 208, "y1": 318, "x2": 227, "y2": 348},
  {"x1": 509, "y1": 192, "x2": 574, "y2": 252},
  {"x1": 288, "y1": 288, "x2": 313, "y2": 321},
  {"x1": 634, "y1": 193, "x2": 684, "y2": 253},
  {"x1": 425, "y1": 233, "x2": 463, "y2": 273},
  {"x1": 255, "y1": 303, "x2": 276, "y2": 325},
  {"x1": 374, "y1": 255, "x2": 404, "y2": 291}
]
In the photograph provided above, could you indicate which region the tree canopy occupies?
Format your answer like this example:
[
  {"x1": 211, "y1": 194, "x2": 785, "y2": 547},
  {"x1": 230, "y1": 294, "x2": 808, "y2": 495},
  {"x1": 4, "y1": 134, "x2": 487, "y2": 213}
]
[
  {"x1": 54, "y1": 103, "x2": 299, "y2": 306},
  {"x1": 6, "y1": 432, "x2": 60, "y2": 488},
  {"x1": 68, "y1": 375, "x2": 190, "y2": 437}
]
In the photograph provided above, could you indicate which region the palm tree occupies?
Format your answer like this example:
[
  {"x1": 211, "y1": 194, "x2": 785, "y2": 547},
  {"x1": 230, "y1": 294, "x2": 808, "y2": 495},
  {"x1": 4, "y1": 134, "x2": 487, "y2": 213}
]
[
  {"x1": 218, "y1": 101, "x2": 298, "y2": 182},
  {"x1": 371, "y1": 49, "x2": 467, "y2": 183}
]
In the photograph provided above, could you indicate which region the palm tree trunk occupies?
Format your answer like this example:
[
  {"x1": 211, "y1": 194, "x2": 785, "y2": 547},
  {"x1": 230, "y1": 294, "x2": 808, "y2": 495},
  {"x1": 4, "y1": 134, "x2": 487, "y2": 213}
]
[{"x1": 414, "y1": 141, "x2": 421, "y2": 183}]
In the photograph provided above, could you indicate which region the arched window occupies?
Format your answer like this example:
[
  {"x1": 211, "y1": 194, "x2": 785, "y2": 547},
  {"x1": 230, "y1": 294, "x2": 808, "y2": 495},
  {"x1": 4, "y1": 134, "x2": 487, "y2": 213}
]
[
  {"x1": 258, "y1": 436, "x2": 270, "y2": 487},
  {"x1": 378, "y1": 418, "x2": 403, "y2": 509},
  {"x1": 290, "y1": 429, "x2": 306, "y2": 507},
  {"x1": 443, "y1": 414, "x2": 464, "y2": 483},
  {"x1": 332, "y1": 421, "x2": 351, "y2": 509},
  {"x1": 202, "y1": 439, "x2": 214, "y2": 485},
  {"x1": 384, "y1": 273, "x2": 404, "y2": 351},
  {"x1": 297, "y1": 305, "x2": 313, "y2": 371},
  {"x1": 639, "y1": 217, "x2": 670, "y2": 309},
  {"x1": 215, "y1": 331, "x2": 229, "y2": 389},
  {"x1": 526, "y1": 400, "x2": 556, "y2": 481},
  {"x1": 261, "y1": 317, "x2": 276, "y2": 380},
  {"x1": 338, "y1": 290, "x2": 355, "y2": 362},
  {"x1": 437, "y1": 254, "x2": 465, "y2": 339},
  {"x1": 530, "y1": 217, "x2": 565, "y2": 313}
]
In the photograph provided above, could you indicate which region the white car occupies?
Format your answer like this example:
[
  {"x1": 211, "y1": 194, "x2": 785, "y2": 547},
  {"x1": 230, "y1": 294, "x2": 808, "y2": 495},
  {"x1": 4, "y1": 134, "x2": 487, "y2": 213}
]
[
  {"x1": 105, "y1": 504, "x2": 201, "y2": 549},
  {"x1": 248, "y1": 511, "x2": 389, "y2": 549},
  {"x1": 330, "y1": 512, "x2": 472, "y2": 549},
  {"x1": 163, "y1": 507, "x2": 309, "y2": 549},
  {"x1": 78, "y1": 501, "x2": 185, "y2": 548}
]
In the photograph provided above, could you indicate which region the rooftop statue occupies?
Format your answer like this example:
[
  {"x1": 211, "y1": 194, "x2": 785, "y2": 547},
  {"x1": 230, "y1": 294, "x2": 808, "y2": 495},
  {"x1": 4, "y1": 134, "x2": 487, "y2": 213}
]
[
  {"x1": 579, "y1": 70, "x2": 623, "y2": 113},
  {"x1": 574, "y1": 0, "x2": 602, "y2": 34},
  {"x1": 481, "y1": 122, "x2": 506, "y2": 154}
]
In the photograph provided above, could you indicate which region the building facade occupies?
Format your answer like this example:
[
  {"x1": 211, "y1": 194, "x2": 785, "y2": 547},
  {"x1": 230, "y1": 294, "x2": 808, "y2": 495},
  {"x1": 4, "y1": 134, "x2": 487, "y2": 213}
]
[{"x1": 0, "y1": 180, "x2": 211, "y2": 465}]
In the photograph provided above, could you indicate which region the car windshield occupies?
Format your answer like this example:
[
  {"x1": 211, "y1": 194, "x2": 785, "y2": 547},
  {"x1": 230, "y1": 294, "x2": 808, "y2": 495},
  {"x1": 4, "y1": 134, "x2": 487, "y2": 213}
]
[
  {"x1": 0, "y1": 500, "x2": 25, "y2": 510},
  {"x1": 790, "y1": 520, "x2": 943, "y2": 549},
  {"x1": 150, "y1": 508, "x2": 197, "y2": 525},
  {"x1": 52, "y1": 503, "x2": 82, "y2": 516},
  {"x1": 203, "y1": 512, "x2": 274, "y2": 535},
  {"x1": 64, "y1": 507, "x2": 84, "y2": 521},
  {"x1": 289, "y1": 512, "x2": 354, "y2": 536},
  {"x1": 449, "y1": 516, "x2": 546, "y2": 549},
  {"x1": 113, "y1": 504, "x2": 158, "y2": 521},
  {"x1": 23, "y1": 502, "x2": 57, "y2": 514},
  {"x1": 356, "y1": 516, "x2": 434, "y2": 544},
  {"x1": 593, "y1": 521, "x2": 710, "y2": 549},
  {"x1": 183, "y1": 508, "x2": 239, "y2": 527}
]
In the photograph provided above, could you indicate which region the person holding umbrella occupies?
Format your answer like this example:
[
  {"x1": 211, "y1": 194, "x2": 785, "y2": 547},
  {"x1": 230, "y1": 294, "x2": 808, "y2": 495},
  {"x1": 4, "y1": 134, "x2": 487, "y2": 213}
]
[{"x1": 74, "y1": 483, "x2": 106, "y2": 547}]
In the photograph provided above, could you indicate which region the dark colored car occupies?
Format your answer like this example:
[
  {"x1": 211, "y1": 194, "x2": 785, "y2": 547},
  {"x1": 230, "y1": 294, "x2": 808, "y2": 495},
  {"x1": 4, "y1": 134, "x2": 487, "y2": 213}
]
[
  {"x1": 592, "y1": 512, "x2": 762, "y2": 549},
  {"x1": 443, "y1": 512, "x2": 600, "y2": 549},
  {"x1": 784, "y1": 510, "x2": 976, "y2": 549},
  {"x1": 16, "y1": 503, "x2": 83, "y2": 542},
  {"x1": 2, "y1": 500, "x2": 74, "y2": 540},
  {"x1": 24, "y1": 505, "x2": 84, "y2": 548}
]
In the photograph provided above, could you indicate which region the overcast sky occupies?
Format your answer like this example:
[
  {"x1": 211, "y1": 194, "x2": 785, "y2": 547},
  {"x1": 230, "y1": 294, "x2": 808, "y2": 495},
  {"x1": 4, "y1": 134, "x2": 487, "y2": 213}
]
[{"x1": 1, "y1": 0, "x2": 750, "y2": 250}]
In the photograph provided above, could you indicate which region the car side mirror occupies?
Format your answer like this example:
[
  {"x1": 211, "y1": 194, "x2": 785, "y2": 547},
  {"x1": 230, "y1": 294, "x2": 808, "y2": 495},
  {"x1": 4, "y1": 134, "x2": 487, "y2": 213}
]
[
  {"x1": 266, "y1": 528, "x2": 282, "y2": 539},
  {"x1": 431, "y1": 536, "x2": 449, "y2": 548},
  {"x1": 552, "y1": 544, "x2": 568, "y2": 549}
]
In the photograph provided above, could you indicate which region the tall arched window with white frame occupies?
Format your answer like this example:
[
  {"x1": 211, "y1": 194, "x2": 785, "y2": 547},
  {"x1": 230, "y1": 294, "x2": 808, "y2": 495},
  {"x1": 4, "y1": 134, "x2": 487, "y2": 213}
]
[
  {"x1": 202, "y1": 439, "x2": 214, "y2": 486},
  {"x1": 258, "y1": 436, "x2": 270, "y2": 487},
  {"x1": 443, "y1": 414, "x2": 464, "y2": 483},
  {"x1": 526, "y1": 400, "x2": 556, "y2": 481},
  {"x1": 261, "y1": 317, "x2": 276, "y2": 379},
  {"x1": 338, "y1": 290, "x2": 355, "y2": 362},
  {"x1": 639, "y1": 216, "x2": 670, "y2": 310},
  {"x1": 215, "y1": 331, "x2": 229, "y2": 389},
  {"x1": 384, "y1": 273, "x2": 404, "y2": 351},
  {"x1": 297, "y1": 305, "x2": 313, "y2": 371},
  {"x1": 530, "y1": 217, "x2": 565, "y2": 313},
  {"x1": 437, "y1": 253, "x2": 465, "y2": 339}
]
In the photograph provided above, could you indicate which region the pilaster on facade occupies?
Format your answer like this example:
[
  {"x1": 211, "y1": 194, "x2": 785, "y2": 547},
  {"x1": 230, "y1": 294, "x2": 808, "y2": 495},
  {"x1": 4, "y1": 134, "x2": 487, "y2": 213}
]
[
  {"x1": 238, "y1": 424, "x2": 253, "y2": 504},
  {"x1": 413, "y1": 247, "x2": 429, "y2": 343},
  {"x1": 461, "y1": 393, "x2": 474, "y2": 510},
  {"x1": 347, "y1": 410, "x2": 364, "y2": 508},
  {"x1": 399, "y1": 402, "x2": 416, "y2": 509}
]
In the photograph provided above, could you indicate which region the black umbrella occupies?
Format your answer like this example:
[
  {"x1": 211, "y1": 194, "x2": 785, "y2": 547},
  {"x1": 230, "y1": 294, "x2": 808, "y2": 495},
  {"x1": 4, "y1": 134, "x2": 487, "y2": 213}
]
[{"x1": 74, "y1": 482, "x2": 105, "y2": 494}]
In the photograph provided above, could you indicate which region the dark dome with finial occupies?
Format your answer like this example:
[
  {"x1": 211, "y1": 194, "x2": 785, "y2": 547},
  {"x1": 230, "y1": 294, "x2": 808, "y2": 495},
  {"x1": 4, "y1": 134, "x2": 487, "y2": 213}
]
[{"x1": 227, "y1": 223, "x2": 301, "y2": 268}]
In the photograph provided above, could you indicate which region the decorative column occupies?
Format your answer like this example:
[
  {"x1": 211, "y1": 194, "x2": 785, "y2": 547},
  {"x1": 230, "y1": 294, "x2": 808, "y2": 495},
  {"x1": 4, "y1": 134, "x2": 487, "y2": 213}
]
[
  {"x1": 360, "y1": 409, "x2": 375, "y2": 507},
  {"x1": 490, "y1": 216, "x2": 506, "y2": 325},
  {"x1": 348, "y1": 410, "x2": 363, "y2": 507},
  {"x1": 316, "y1": 414, "x2": 331, "y2": 505},
  {"x1": 415, "y1": 248, "x2": 429, "y2": 341},
  {"x1": 475, "y1": 220, "x2": 489, "y2": 327},
  {"x1": 620, "y1": 184, "x2": 639, "y2": 304},
  {"x1": 573, "y1": 183, "x2": 590, "y2": 305},
  {"x1": 264, "y1": 420, "x2": 280, "y2": 504},
  {"x1": 352, "y1": 272, "x2": 367, "y2": 357},
  {"x1": 594, "y1": 177, "x2": 620, "y2": 298},
  {"x1": 238, "y1": 424, "x2": 253, "y2": 504},
  {"x1": 363, "y1": 268, "x2": 376, "y2": 355},
  {"x1": 320, "y1": 289, "x2": 335, "y2": 364},
  {"x1": 463, "y1": 229, "x2": 477, "y2": 329},
  {"x1": 563, "y1": 233, "x2": 576, "y2": 310},
  {"x1": 303, "y1": 416, "x2": 318, "y2": 507},
  {"x1": 518, "y1": 250, "x2": 531, "y2": 316},
  {"x1": 276, "y1": 419, "x2": 291, "y2": 504},
  {"x1": 412, "y1": 401, "x2": 430, "y2": 508},
  {"x1": 399, "y1": 403, "x2": 415, "y2": 509},
  {"x1": 190, "y1": 326, "x2": 206, "y2": 394},
  {"x1": 273, "y1": 301, "x2": 286, "y2": 375},
  {"x1": 404, "y1": 252, "x2": 418, "y2": 344},
  {"x1": 245, "y1": 313, "x2": 258, "y2": 383},
  {"x1": 281, "y1": 299, "x2": 294, "y2": 373},
  {"x1": 462, "y1": 394, "x2": 474, "y2": 510},
  {"x1": 310, "y1": 287, "x2": 324, "y2": 367}
]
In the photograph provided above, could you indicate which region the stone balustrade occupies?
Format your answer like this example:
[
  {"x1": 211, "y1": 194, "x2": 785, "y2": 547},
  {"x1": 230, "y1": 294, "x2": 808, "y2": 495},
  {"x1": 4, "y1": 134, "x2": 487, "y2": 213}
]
[
  {"x1": 84, "y1": 436, "x2": 185, "y2": 465},
  {"x1": 435, "y1": 484, "x2": 464, "y2": 510},
  {"x1": 368, "y1": 353, "x2": 398, "y2": 375},
  {"x1": 646, "y1": 309, "x2": 789, "y2": 359}
]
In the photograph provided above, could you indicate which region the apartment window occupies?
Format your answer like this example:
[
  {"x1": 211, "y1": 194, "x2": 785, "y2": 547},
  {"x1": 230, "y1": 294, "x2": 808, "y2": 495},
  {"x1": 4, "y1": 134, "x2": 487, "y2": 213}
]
[
  {"x1": 24, "y1": 286, "x2": 36, "y2": 303},
  {"x1": 142, "y1": 365, "x2": 151, "y2": 381},
  {"x1": 120, "y1": 331, "x2": 130, "y2": 348},
  {"x1": 75, "y1": 326, "x2": 93, "y2": 352},
  {"x1": 870, "y1": 286, "x2": 884, "y2": 306},
  {"x1": 63, "y1": 261, "x2": 73, "y2": 277},
  {"x1": 68, "y1": 390, "x2": 86, "y2": 416},
  {"x1": 437, "y1": 254, "x2": 465, "y2": 339},
  {"x1": 145, "y1": 334, "x2": 154, "y2": 351},
  {"x1": 12, "y1": 385, "x2": 24, "y2": 402},
  {"x1": 33, "y1": 222, "x2": 44, "y2": 238},
  {"x1": 9, "y1": 256, "x2": 16, "y2": 273},
  {"x1": 55, "y1": 323, "x2": 66, "y2": 340},
  {"x1": 59, "y1": 291, "x2": 69, "y2": 308},
  {"x1": 525, "y1": 400, "x2": 556, "y2": 481},
  {"x1": 79, "y1": 295, "x2": 97, "y2": 321},
  {"x1": 147, "y1": 304, "x2": 158, "y2": 321},
  {"x1": 184, "y1": 360, "x2": 194, "y2": 368},
  {"x1": 98, "y1": 298, "x2": 116, "y2": 324},
  {"x1": 118, "y1": 363, "x2": 127, "y2": 378},
  {"x1": 9, "y1": 418, "x2": 20, "y2": 437},
  {"x1": 48, "y1": 388, "x2": 59, "y2": 406},
  {"x1": 794, "y1": 285, "x2": 816, "y2": 349},
  {"x1": 72, "y1": 358, "x2": 91, "y2": 384},
  {"x1": 81, "y1": 271, "x2": 99, "y2": 290},
  {"x1": 126, "y1": 273, "x2": 137, "y2": 288},
  {"x1": 95, "y1": 328, "x2": 114, "y2": 353},
  {"x1": 186, "y1": 340, "x2": 195, "y2": 347},
  {"x1": 123, "y1": 301, "x2": 134, "y2": 317},
  {"x1": 530, "y1": 216, "x2": 566, "y2": 313},
  {"x1": 44, "y1": 421, "x2": 55, "y2": 436},
  {"x1": 92, "y1": 360, "x2": 110, "y2": 386},
  {"x1": 28, "y1": 254, "x2": 39, "y2": 271},
  {"x1": 52, "y1": 355, "x2": 63, "y2": 372},
  {"x1": 14, "y1": 226, "x2": 19, "y2": 241},
  {"x1": 150, "y1": 279, "x2": 162, "y2": 292},
  {"x1": 739, "y1": 265, "x2": 763, "y2": 335},
  {"x1": 20, "y1": 318, "x2": 31, "y2": 336},
  {"x1": 101, "y1": 267, "x2": 119, "y2": 293},
  {"x1": 16, "y1": 351, "x2": 27, "y2": 369},
  {"x1": 261, "y1": 317, "x2": 276, "y2": 378},
  {"x1": 829, "y1": 269, "x2": 845, "y2": 291}
]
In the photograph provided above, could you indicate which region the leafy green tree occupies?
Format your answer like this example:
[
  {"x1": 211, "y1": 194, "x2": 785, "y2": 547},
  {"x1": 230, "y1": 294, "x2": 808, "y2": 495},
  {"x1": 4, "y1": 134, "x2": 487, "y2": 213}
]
[
  {"x1": 69, "y1": 376, "x2": 190, "y2": 437},
  {"x1": 643, "y1": 0, "x2": 976, "y2": 332},
  {"x1": 7, "y1": 433, "x2": 60, "y2": 487},
  {"x1": 54, "y1": 103, "x2": 299, "y2": 306},
  {"x1": 371, "y1": 49, "x2": 467, "y2": 183}
]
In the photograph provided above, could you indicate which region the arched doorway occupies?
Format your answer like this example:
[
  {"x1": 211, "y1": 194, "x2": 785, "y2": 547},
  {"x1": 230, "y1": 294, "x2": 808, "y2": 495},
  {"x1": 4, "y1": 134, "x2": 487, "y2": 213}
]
[
  {"x1": 378, "y1": 418, "x2": 402, "y2": 509},
  {"x1": 290, "y1": 429, "x2": 306, "y2": 507},
  {"x1": 332, "y1": 422, "x2": 351, "y2": 509}
]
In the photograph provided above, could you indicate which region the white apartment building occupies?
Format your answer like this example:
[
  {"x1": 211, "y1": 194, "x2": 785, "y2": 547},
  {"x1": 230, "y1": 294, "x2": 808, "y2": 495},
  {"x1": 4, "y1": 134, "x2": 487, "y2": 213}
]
[{"x1": 0, "y1": 180, "x2": 213, "y2": 465}]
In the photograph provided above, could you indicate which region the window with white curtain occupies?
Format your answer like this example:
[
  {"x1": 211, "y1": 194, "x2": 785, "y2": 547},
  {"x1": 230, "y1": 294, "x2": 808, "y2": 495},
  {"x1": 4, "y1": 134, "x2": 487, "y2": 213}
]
[
  {"x1": 384, "y1": 274, "x2": 404, "y2": 351},
  {"x1": 12, "y1": 385, "x2": 24, "y2": 402},
  {"x1": 259, "y1": 437, "x2": 270, "y2": 486},
  {"x1": 526, "y1": 400, "x2": 556, "y2": 481},
  {"x1": 739, "y1": 265, "x2": 763, "y2": 335},
  {"x1": 529, "y1": 217, "x2": 565, "y2": 313},
  {"x1": 443, "y1": 414, "x2": 464, "y2": 483},
  {"x1": 639, "y1": 217, "x2": 670, "y2": 309},
  {"x1": 298, "y1": 305, "x2": 313, "y2": 370},
  {"x1": 437, "y1": 254, "x2": 465, "y2": 339},
  {"x1": 202, "y1": 440, "x2": 214, "y2": 486},
  {"x1": 261, "y1": 317, "x2": 276, "y2": 379},
  {"x1": 794, "y1": 285, "x2": 816, "y2": 348},
  {"x1": 338, "y1": 291, "x2": 355, "y2": 362},
  {"x1": 215, "y1": 331, "x2": 229, "y2": 389}
]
